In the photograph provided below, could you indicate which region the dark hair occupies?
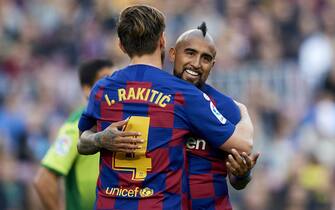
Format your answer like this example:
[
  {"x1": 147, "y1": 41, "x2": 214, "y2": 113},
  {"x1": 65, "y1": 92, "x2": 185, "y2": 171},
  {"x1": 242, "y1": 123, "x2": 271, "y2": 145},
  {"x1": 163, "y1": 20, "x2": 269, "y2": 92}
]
[
  {"x1": 197, "y1": 22, "x2": 207, "y2": 37},
  {"x1": 78, "y1": 59, "x2": 113, "y2": 87},
  {"x1": 117, "y1": 5, "x2": 165, "y2": 57}
]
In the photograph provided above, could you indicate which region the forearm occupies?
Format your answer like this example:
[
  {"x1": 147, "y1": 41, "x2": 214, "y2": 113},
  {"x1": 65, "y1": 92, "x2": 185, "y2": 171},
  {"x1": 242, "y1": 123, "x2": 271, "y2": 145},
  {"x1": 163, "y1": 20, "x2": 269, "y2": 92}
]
[
  {"x1": 220, "y1": 123, "x2": 253, "y2": 154},
  {"x1": 77, "y1": 129, "x2": 101, "y2": 155},
  {"x1": 228, "y1": 172, "x2": 252, "y2": 190},
  {"x1": 220, "y1": 104, "x2": 254, "y2": 153},
  {"x1": 232, "y1": 101, "x2": 253, "y2": 153},
  {"x1": 34, "y1": 168, "x2": 62, "y2": 210},
  {"x1": 233, "y1": 121, "x2": 253, "y2": 153}
]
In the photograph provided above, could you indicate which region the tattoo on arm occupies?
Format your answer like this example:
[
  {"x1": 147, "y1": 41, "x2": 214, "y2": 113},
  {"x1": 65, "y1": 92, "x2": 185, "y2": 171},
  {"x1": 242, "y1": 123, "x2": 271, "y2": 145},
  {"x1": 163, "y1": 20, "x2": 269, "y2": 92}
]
[
  {"x1": 94, "y1": 132, "x2": 103, "y2": 148},
  {"x1": 94, "y1": 129, "x2": 117, "y2": 148}
]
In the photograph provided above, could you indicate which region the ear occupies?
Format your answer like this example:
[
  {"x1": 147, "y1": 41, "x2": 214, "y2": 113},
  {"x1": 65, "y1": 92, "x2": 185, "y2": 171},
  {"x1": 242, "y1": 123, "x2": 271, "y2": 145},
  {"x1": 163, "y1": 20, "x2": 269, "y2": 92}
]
[
  {"x1": 169, "y1": 48, "x2": 176, "y2": 62},
  {"x1": 118, "y1": 38, "x2": 127, "y2": 54},
  {"x1": 159, "y1": 32, "x2": 166, "y2": 48},
  {"x1": 82, "y1": 85, "x2": 91, "y2": 99},
  {"x1": 212, "y1": 59, "x2": 216, "y2": 69}
]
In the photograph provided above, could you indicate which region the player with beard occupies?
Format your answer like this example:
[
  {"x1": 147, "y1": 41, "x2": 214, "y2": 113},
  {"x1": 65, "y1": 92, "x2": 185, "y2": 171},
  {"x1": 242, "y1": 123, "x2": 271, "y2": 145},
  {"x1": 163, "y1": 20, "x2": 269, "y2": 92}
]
[
  {"x1": 169, "y1": 22, "x2": 260, "y2": 210},
  {"x1": 77, "y1": 6, "x2": 253, "y2": 210}
]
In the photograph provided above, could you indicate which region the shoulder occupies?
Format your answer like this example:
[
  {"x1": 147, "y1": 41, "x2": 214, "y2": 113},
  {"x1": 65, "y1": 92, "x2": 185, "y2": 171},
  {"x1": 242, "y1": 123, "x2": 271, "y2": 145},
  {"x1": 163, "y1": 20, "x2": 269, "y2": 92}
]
[
  {"x1": 202, "y1": 84, "x2": 241, "y2": 124},
  {"x1": 201, "y1": 84, "x2": 235, "y2": 104},
  {"x1": 201, "y1": 84, "x2": 226, "y2": 98},
  {"x1": 58, "y1": 120, "x2": 79, "y2": 138},
  {"x1": 87, "y1": 77, "x2": 112, "y2": 101},
  {"x1": 94, "y1": 76, "x2": 111, "y2": 89}
]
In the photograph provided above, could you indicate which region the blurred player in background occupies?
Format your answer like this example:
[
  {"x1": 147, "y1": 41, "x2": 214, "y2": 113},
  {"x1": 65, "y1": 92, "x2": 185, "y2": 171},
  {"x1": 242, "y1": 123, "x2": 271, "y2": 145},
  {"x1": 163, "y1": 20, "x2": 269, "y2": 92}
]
[
  {"x1": 169, "y1": 22, "x2": 259, "y2": 210},
  {"x1": 33, "y1": 59, "x2": 114, "y2": 210},
  {"x1": 77, "y1": 5, "x2": 253, "y2": 210}
]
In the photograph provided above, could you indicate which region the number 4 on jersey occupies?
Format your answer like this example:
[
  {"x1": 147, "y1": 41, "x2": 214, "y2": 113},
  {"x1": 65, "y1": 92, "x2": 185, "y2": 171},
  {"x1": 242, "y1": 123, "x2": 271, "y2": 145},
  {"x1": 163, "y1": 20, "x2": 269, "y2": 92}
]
[{"x1": 112, "y1": 116, "x2": 152, "y2": 181}]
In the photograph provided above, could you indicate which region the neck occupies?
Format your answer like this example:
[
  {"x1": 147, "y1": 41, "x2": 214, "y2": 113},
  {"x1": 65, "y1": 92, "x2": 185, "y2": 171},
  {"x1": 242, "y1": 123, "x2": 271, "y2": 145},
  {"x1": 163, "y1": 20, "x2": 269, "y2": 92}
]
[{"x1": 130, "y1": 49, "x2": 163, "y2": 69}]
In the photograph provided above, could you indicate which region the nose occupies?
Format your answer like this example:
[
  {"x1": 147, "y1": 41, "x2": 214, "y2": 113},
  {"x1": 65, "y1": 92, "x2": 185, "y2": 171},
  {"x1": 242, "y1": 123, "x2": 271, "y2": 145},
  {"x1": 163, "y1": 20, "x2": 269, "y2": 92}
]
[{"x1": 191, "y1": 56, "x2": 201, "y2": 69}]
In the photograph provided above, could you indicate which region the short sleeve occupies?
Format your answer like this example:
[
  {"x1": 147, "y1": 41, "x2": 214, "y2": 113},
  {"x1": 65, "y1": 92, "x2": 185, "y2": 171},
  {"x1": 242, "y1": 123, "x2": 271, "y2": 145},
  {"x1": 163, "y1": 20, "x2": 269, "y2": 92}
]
[
  {"x1": 184, "y1": 90, "x2": 236, "y2": 148},
  {"x1": 41, "y1": 122, "x2": 79, "y2": 176}
]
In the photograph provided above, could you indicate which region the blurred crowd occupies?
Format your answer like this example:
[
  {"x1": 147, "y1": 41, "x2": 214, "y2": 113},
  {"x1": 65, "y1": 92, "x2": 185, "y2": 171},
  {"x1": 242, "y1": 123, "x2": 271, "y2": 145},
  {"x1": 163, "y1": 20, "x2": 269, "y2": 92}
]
[{"x1": 1, "y1": 0, "x2": 335, "y2": 209}]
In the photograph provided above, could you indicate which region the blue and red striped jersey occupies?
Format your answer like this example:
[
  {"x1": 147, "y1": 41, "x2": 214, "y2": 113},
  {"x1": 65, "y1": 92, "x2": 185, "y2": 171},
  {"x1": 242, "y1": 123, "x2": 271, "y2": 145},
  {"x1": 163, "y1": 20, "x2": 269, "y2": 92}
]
[
  {"x1": 186, "y1": 84, "x2": 241, "y2": 210},
  {"x1": 78, "y1": 64, "x2": 236, "y2": 210}
]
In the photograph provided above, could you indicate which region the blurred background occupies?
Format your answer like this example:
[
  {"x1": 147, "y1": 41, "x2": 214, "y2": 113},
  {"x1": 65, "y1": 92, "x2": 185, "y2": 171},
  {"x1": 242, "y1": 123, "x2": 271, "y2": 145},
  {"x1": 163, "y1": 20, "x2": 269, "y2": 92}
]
[{"x1": 0, "y1": 0, "x2": 335, "y2": 209}]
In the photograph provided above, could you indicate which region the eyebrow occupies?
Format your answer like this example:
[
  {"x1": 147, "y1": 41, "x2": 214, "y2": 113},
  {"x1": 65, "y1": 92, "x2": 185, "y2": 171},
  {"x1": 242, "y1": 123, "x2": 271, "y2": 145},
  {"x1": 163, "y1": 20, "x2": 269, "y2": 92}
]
[
  {"x1": 184, "y1": 48, "x2": 214, "y2": 59},
  {"x1": 184, "y1": 48, "x2": 197, "y2": 53}
]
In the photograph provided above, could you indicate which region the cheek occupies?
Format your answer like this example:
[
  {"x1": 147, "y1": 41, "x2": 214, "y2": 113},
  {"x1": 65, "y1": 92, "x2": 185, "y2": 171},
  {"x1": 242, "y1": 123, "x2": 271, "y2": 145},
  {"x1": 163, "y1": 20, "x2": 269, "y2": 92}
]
[
  {"x1": 202, "y1": 67, "x2": 211, "y2": 78},
  {"x1": 176, "y1": 54, "x2": 190, "y2": 64},
  {"x1": 173, "y1": 58, "x2": 185, "y2": 75},
  {"x1": 175, "y1": 57, "x2": 187, "y2": 68}
]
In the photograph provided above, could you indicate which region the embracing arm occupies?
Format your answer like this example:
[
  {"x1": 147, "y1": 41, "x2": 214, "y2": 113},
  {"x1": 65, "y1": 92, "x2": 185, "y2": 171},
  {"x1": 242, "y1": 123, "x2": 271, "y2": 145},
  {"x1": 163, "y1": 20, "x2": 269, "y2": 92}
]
[
  {"x1": 77, "y1": 119, "x2": 143, "y2": 155},
  {"x1": 219, "y1": 102, "x2": 254, "y2": 154},
  {"x1": 77, "y1": 126, "x2": 100, "y2": 155}
]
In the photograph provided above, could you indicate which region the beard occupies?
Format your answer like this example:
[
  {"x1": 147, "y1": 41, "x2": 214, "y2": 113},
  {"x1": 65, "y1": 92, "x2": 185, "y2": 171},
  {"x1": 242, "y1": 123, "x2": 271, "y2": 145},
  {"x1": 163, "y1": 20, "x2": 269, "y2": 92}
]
[
  {"x1": 173, "y1": 67, "x2": 204, "y2": 88},
  {"x1": 173, "y1": 67, "x2": 182, "y2": 79}
]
